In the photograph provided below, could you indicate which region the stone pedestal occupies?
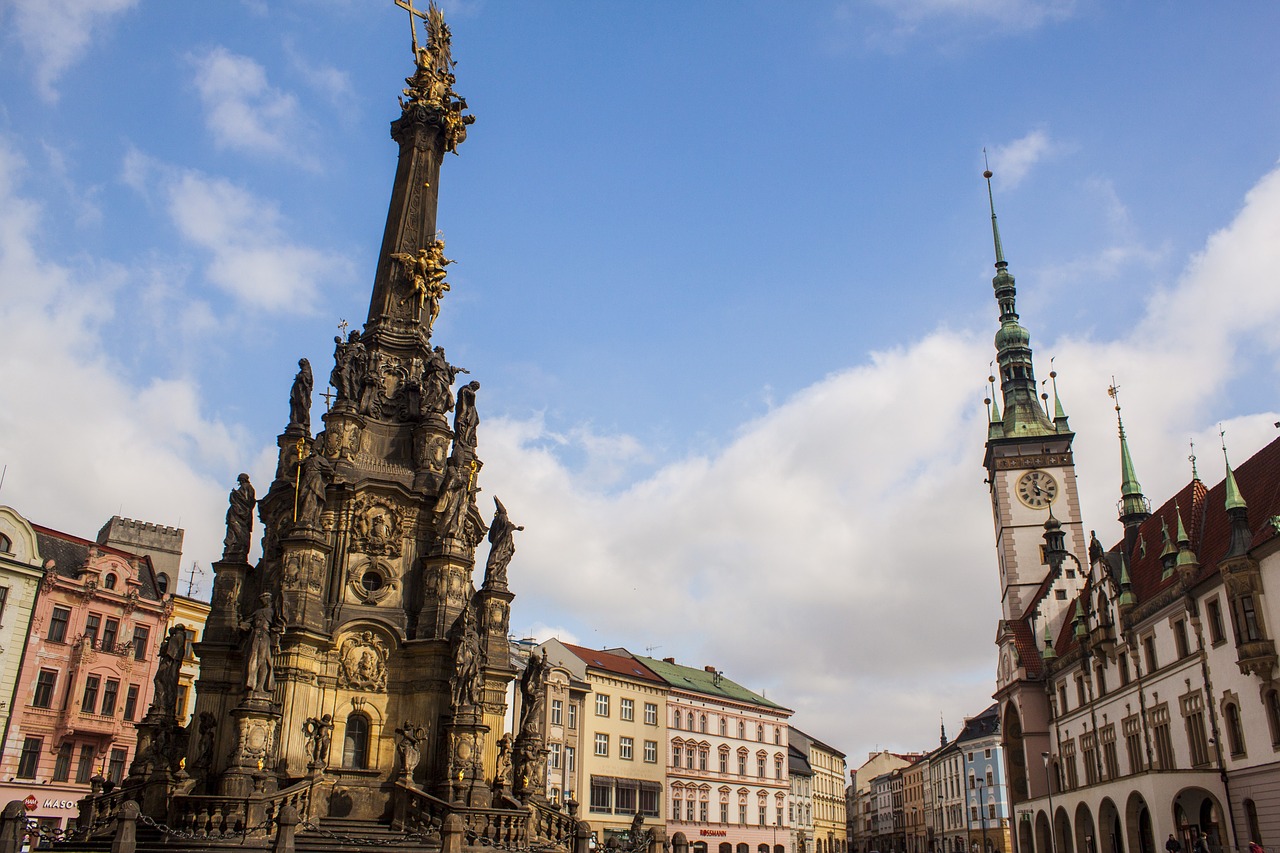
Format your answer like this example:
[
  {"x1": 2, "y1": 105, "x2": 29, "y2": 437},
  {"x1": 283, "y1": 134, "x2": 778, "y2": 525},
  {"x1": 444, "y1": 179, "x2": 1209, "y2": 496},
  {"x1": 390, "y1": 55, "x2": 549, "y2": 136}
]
[
  {"x1": 412, "y1": 420, "x2": 452, "y2": 493},
  {"x1": 441, "y1": 706, "x2": 490, "y2": 807},
  {"x1": 279, "y1": 527, "x2": 331, "y2": 630},
  {"x1": 222, "y1": 696, "x2": 282, "y2": 798}
]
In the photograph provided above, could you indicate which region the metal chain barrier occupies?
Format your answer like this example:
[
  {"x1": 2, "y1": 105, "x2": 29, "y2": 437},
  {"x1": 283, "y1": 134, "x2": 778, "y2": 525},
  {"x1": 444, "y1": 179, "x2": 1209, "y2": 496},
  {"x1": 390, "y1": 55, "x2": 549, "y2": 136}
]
[{"x1": 138, "y1": 811, "x2": 272, "y2": 841}]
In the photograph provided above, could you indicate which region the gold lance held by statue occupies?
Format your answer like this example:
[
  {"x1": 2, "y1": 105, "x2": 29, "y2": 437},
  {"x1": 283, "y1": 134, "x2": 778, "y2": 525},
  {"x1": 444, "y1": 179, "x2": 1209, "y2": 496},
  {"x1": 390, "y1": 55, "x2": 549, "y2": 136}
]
[{"x1": 293, "y1": 437, "x2": 308, "y2": 522}]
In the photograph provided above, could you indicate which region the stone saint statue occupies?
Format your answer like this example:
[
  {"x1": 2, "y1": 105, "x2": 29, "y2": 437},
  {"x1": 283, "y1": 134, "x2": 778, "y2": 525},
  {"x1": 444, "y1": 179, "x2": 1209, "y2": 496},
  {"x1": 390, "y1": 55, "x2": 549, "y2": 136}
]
[
  {"x1": 295, "y1": 443, "x2": 329, "y2": 529},
  {"x1": 150, "y1": 625, "x2": 187, "y2": 719},
  {"x1": 241, "y1": 593, "x2": 280, "y2": 695},
  {"x1": 193, "y1": 711, "x2": 217, "y2": 771},
  {"x1": 518, "y1": 649, "x2": 548, "y2": 739},
  {"x1": 222, "y1": 473, "x2": 255, "y2": 562},
  {"x1": 433, "y1": 455, "x2": 474, "y2": 541},
  {"x1": 493, "y1": 733, "x2": 513, "y2": 791},
  {"x1": 449, "y1": 607, "x2": 484, "y2": 709},
  {"x1": 289, "y1": 358, "x2": 314, "y2": 432},
  {"x1": 421, "y1": 346, "x2": 467, "y2": 417},
  {"x1": 483, "y1": 497, "x2": 523, "y2": 588},
  {"x1": 453, "y1": 380, "x2": 481, "y2": 449}
]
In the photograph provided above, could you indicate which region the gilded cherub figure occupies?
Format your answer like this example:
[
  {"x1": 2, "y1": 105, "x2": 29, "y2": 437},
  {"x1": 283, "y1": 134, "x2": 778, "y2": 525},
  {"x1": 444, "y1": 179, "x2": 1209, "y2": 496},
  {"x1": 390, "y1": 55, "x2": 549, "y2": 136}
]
[{"x1": 390, "y1": 239, "x2": 454, "y2": 330}]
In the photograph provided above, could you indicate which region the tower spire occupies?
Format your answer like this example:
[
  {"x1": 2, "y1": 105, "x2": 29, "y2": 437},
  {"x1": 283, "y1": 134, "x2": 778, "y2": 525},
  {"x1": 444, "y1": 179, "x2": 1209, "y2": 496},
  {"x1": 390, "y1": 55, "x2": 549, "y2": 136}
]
[
  {"x1": 1108, "y1": 379, "x2": 1150, "y2": 542},
  {"x1": 366, "y1": 0, "x2": 474, "y2": 345},
  {"x1": 1221, "y1": 426, "x2": 1247, "y2": 511},
  {"x1": 983, "y1": 166, "x2": 1053, "y2": 436}
]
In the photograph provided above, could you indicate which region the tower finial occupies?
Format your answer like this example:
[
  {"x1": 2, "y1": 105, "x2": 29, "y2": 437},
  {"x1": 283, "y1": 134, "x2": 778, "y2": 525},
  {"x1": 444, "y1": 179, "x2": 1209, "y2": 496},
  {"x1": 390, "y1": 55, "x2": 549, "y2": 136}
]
[
  {"x1": 1189, "y1": 438, "x2": 1198, "y2": 481},
  {"x1": 1221, "y1": 424, "x2": 1247, "y2": 511},
  {"x1": 983, "y1": 153, "x2": 1006, "y2": 268},
  {"x1": 984, "y1": 162, "x2": 1052, "y2": 435}
]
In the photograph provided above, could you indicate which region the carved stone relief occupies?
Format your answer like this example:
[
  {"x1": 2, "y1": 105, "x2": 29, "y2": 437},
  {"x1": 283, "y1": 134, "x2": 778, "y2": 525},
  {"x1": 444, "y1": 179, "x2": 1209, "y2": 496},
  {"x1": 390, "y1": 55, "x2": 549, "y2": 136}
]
[
  {"x1": 350, "y1": 497, "x2": 403, "y2": 557},
  {"x1": 337, "y1": 631, "x2": 390, "y2": 693},
  {"x1": 283, "y1": 551, "x2": 325, "y2": 592}
]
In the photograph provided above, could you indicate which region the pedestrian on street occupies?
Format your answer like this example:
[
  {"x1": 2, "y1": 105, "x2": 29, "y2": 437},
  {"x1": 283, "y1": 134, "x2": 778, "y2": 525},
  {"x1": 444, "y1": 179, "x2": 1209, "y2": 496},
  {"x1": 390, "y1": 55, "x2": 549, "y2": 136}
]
[
  {"x1": 1167, "y1": 835, "x2": 1182, "y2": 853},
  {"x1": 1248, "y1": 843, "x2": 1263, "y2": 853},
  {"x1": 1192, "y1": 835, "x2": 1209, "y2": 853}
]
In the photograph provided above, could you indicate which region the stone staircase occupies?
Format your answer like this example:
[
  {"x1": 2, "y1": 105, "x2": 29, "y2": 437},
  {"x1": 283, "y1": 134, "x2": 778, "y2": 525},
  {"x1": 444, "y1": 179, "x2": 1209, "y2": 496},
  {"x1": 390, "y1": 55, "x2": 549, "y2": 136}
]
[{"x1": 294, "y1": 816, "x2": 442, "y2": 852}]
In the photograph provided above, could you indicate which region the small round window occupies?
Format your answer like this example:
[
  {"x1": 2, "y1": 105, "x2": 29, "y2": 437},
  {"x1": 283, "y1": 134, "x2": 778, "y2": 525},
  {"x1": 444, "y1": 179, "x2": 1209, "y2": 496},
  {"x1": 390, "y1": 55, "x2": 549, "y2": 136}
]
[
  {"x1": 360, "y1": 572, "x2": 383, "y2": 592},
  {"x1": 104, "y1": 574, "x2": 117, "y2": 590}
]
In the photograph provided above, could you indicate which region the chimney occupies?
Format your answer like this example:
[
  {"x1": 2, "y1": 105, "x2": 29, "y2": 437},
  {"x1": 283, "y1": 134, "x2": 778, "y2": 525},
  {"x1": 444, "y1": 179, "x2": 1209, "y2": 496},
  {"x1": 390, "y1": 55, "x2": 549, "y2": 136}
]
[
  {"x1": 704, "y1": 666, "x2": 716, "y2": 673},
  {"x1": 663, "y1": 657, "x2": 675, "y2": 664}
]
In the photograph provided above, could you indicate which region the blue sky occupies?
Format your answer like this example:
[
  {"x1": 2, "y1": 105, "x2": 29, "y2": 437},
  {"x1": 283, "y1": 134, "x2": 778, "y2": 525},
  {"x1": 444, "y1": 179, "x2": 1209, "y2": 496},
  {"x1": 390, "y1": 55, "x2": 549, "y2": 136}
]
[{"x1": 3, "y1": 0, "x2": 1280, "y2": 764}]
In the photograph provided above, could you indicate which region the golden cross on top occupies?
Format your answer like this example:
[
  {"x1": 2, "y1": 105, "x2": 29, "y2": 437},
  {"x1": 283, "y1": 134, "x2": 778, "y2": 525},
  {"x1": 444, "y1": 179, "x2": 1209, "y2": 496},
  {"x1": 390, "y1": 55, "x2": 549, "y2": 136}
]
[
  {"x1": 1106, "y1": 376, "x2": 1122, "y2": 411},
  {"x1": 395, "y1": 0, "x2": 427, "y2": 51},
  {"x1": 395, "y1": 0, "x2": 428, "y2": 21}
]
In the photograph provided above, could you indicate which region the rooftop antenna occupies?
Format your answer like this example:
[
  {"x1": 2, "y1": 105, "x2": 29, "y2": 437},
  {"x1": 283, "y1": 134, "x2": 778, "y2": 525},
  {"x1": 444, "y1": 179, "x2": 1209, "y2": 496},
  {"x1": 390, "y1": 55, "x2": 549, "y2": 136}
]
[
  {"x1": 645, "y1": 645, "x2": 662, "y2": 656},
  {"x1": 184, "y1": 560, "x2": 206, "y2": 598}
]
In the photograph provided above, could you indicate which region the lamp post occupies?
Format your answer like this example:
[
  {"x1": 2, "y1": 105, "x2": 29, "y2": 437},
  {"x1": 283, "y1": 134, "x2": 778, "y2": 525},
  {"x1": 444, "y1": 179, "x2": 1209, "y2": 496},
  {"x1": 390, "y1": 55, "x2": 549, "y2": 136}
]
[
  {"x1": 1041, "y1": 753, "x2": 1057, "y2": 853},
  {"x1": 976, "y1": 782, "x2": 990, "y2": 853}
]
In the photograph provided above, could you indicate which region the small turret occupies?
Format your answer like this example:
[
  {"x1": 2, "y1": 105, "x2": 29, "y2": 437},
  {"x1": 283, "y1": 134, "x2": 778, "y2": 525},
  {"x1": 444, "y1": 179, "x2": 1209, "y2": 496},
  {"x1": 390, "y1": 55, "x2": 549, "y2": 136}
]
[
  {"x1": 1042, "y1": 617, "x2": 1057, "y2": 661},
  {"x1": 1223, "y1": 437, "x2": 1252, "y2": 558},
  {"x1": 1118, "y1": 555, "x2": 1137, "y2": 613},
  {"x1": 1108, "y1": 382, "x2": 1150, "y2": 556},
  {"x1": 1173, "y1": 502, "x2": 1200, "y2": 584}
]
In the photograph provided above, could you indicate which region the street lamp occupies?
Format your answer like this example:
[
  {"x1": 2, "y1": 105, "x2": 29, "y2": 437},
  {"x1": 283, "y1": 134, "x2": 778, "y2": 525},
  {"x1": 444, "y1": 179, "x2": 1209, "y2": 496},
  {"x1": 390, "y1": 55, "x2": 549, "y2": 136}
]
[
  {"x1": 1041, "y1": 754, "x2": 1057, "y2": 853},
  {"x1": 976, "y1": 782, "x2": 989, "y2": 853}
]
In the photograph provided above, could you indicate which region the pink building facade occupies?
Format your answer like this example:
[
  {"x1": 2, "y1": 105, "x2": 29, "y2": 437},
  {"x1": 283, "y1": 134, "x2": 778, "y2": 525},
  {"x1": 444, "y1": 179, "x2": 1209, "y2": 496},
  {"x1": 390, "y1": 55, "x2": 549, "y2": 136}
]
[{"x1": 0, "y1": 524, "x2": 170, "y2": 833}]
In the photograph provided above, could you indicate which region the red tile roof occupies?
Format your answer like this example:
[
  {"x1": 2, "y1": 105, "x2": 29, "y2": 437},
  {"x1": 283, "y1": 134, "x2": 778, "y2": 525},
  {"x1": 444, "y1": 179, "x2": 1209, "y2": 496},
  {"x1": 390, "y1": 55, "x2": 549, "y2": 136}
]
[
  {"x1": 1053, "y1": 435, "x2": 1280, "y2": 658},
  {"x1": 561, "y1": 643, "x2": 665, "y2": 684}
]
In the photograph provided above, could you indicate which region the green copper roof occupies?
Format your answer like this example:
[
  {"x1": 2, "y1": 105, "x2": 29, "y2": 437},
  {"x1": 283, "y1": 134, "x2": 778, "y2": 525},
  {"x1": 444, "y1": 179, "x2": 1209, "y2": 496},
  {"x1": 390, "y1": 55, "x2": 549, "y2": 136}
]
[
  {"x1": 1118, "y1": 556, "x2": 1137, "y2": 609},
  {"x1": 1041, "y1": 617, "x2": 1056, "y2": 660},
  {"x1": 1116, "y1": 410, "x2": 1146, "y2": 519},
  {"x1": 634, "y1": 655, "x2": 788, "y2": 711},
  {"x1": 1223, "y1": 447, "x2": 1247, "y2": 511},
  {"x1": 1174, "y1": 503, "x2": 1199, "y2": 569},
  {"x1": 983, "y1": 171, "x2": 1055, "y2": 439},
  {"x1": 1159, "y1": 517, "x2": 1176, "y2": 558}
]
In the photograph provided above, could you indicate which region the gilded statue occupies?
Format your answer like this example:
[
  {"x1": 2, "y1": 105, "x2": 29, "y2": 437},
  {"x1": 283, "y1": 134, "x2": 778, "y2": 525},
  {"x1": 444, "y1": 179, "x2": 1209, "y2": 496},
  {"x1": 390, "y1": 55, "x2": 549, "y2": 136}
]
[{"x1": 390, "y1": 239, "x2": 454, "y2": 330}]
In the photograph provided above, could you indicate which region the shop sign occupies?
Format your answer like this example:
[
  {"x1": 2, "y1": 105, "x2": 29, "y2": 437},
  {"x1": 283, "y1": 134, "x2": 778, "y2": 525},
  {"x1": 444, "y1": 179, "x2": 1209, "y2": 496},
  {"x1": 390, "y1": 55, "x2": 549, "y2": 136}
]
[
  {"x1": 23, "y1": 795, "x2": 37, "y2": 811},
  {"x1": 701, "y1": 830, "x2": 728, "y2": 837},
  {"x1": 44, "y1": 799, "x2": 78, "y2": 810}
]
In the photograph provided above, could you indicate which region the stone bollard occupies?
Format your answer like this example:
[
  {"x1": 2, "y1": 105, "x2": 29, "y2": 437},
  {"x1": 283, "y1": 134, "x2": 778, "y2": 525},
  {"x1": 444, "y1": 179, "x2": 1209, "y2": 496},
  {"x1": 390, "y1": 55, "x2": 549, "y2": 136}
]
[
  {"x1": 273, "y1": 804, "x2": 299, "y2": 853},
  {"x1": 442, "y1": 813, "x2": 465, "y2": 853},
  {"x1": 574, "y1": 819, "x2": 591, "y2": 853},
  {"x1": 111, "y1": 801, "x2": 140, "y2": 853},
  {"x1": 0, "y1": 801, "x2": 27, "y2": 853}
]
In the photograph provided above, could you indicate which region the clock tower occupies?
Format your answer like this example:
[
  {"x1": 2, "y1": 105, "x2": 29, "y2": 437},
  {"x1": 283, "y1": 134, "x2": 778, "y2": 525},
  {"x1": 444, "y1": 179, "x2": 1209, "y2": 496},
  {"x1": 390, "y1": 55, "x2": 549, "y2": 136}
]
[{"x1": 979, "y1": 170, "x2": 1086, "y2": 650}]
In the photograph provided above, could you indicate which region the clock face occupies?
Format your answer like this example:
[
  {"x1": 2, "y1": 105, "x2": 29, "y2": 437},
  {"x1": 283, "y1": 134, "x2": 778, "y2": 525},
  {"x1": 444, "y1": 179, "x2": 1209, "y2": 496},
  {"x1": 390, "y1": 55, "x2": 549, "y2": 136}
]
[{"x1": 1016, "y1": 470, "x2": 1058, "y2": 508}]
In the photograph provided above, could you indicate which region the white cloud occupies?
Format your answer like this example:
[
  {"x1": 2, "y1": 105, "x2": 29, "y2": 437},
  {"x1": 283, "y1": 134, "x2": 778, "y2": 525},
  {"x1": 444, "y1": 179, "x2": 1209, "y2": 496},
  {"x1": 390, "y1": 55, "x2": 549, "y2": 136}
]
[
  {"x1": 474, "y1": 159, "x2": 1280, "y2": 756},
  {"x1": 836, "y1": 0, "x2": 1077, "y2": 49},
  {"x1": 124, "y1": 151, "x2": 352, "y2": 312},
  {"x1": 7, "y1": 0, "x2": 137, "y2": 102},
  {"x1": 191, "y1": 47, "x2": 312, "y2": 163},
  {"x1": 0, "y1": 138, "x2": 250, "y2": 575},
  {"x1": 989, "y1": 128, "x2": 1055, "y2": 189},
  {"x1": 867, "y1": 0, "x2": 1076, "y2": 30}
]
